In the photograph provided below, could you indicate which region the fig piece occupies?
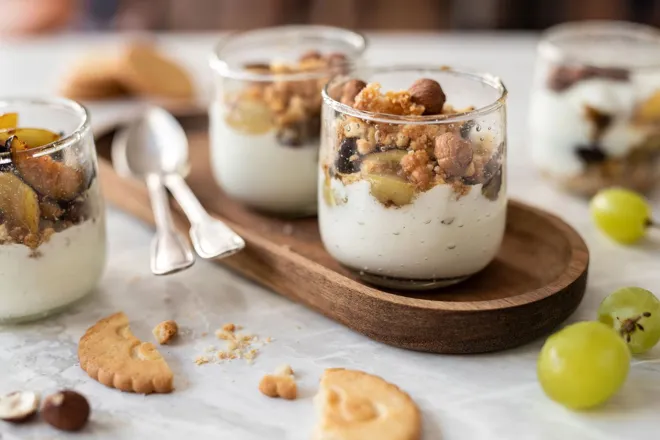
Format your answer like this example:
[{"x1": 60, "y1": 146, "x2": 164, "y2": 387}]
[
  {"x1": 0, "y1": 128, "x2": 60, "y2": 149},
  {"x1": 7, "y1": 136, "x2": 85, "y2": 201},
  {"x1": 0, "y1": 113, "x2": 18, "y2": 130},
  {"x1": 0, "y1": 171, "x2": 40, "y2": 235},
  {"x1": 360, "y1": 149, "x2": 407, "y2": 174},
  {"x1": 225, "y1": 99, "x2": 273, "y2": 135},
  {"x1": 365, "y1": 173, "x2": 415, "y2": 207}
]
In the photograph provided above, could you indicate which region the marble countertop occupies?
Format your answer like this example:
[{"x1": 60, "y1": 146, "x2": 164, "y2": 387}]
[{"x1": 1, "y1": 32, "x2": 659, "y2": 440}]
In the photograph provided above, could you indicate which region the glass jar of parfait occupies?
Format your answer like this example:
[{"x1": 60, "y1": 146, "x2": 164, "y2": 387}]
[
  {"x1": 319, "y1": 66, "x2": 507, "y2": 290},
  {"x1": 0, "y1": 98, "x2": 106, "y2": 323},
  {"x1": 529, "y1": 21, "x2": 660, "y2": 196},
  {"x1": 209, "y1": 25, "x2": 366, "y2": 216}
]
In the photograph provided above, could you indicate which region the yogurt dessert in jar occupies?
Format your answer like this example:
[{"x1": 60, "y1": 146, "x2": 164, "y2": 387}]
[
  {"x1": 0, "y1": 98, "x2": 106, "y2": 323},
  {"x1": 209, "y1": 26, "x2": 366, "y2": 216},
  {"x1": 529, "y1": 21, "x2": 660, "y2": 196},
  {"x1": 319, "y1": 66, "x2": 507, "y2": 290}
]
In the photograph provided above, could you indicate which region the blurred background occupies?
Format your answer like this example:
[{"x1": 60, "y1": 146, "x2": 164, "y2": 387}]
[{"x1": 3, "y1": 0, "x2": 660, "y2": 34}]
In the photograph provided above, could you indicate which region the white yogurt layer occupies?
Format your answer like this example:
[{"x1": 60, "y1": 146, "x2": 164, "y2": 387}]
[
  {"x1": 0, "y1": 218, "x2": 106, "y2": 320},
  {"x1": 529, "y1": 79, "x2": 652, "y2": 177},
  {"x1": 210, "y1": 104, "x2": 318, "y2": 215},
  {"x1": 319, "y1": 177, "x2": 507, "y2": 280}
]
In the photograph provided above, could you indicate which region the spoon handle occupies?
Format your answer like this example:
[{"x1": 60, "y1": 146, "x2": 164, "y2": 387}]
[
  {"x1": 163, "y1": 174, "x2": 246, "y2": 259},
  {"x1": 146, "y1": 174, "x2": 195, "y2": 275}
]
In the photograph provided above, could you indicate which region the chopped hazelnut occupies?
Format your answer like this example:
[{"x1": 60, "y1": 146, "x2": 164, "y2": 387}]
[
  {"x1": 409, "y1": 78, "x2": 446, "y2": 114},
  {"x1": 340, "y1": 79, "x2": 367, "y2": 106},
  {"x1": 152, "y1": 320, "x2": 178, "y2": 345},
  {"x1": 434, "y1": 132, "x2": 474, "y2": 177}
]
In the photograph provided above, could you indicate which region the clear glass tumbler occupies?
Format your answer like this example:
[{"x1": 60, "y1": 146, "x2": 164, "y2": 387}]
[
  {"x1": 529, "y1": 21, "x2": 660, "y2": 196},
  {"x1": 319, "y1": 66, "x2": 507, "y2": 290},
  {"x1": 209, "y1": 25, "x2": 366, "y2": 216},
  {"x1": 0, "y1": 98, "x2": 106, "y2": 323}
]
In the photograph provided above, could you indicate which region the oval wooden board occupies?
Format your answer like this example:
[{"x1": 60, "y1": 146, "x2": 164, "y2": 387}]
[{"x1": 95, "y1": 112, "x2": 589, "y2": 354}]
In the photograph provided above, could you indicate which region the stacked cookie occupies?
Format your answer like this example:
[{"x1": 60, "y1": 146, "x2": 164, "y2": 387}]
[{"x1": 60, "y1": 43, "x2": 194, "y2": 101}]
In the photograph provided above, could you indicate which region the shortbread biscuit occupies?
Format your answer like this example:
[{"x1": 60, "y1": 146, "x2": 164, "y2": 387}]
[
  {"x1": 118, "y1": 43, "x2": 194, "y2": 100},
  {"x1": 59, "y1": 57, "x2": 127, "y2": 100},
  {"x1": 78, "y1": 312, "x2": 174, "y2": 394},
  {"x1": 313, "y1": 368, "x2": 421, "y2": 440}
]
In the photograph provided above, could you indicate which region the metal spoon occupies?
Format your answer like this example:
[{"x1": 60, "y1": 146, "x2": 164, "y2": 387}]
[
  {"x1": 124, "y1": 106, "x2": 245, "y2": 260},
  {"x1": 112, "y1": 124, "x2": 195, "y2": 276}
]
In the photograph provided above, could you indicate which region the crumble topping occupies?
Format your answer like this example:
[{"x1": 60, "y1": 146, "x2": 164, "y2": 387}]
[
  {"x1": 540, "y1": 66, "x2": 660, "y2": 196},
  {"x1": 324, "y1": 78, "x2": 503, "y2": 207},
  {"x1": 224, "y1": 51, "x2": 347, "y2": 147}
]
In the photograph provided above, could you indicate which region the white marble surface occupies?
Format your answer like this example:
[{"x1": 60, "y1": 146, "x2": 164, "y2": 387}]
[{"x1": 1, "y1": 32, "x2": 660, "y2": 440}]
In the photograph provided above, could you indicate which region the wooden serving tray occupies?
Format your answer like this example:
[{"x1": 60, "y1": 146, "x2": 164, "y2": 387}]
[{"x1": 95, "y1": 112, "x2": 589, "y2": 354}]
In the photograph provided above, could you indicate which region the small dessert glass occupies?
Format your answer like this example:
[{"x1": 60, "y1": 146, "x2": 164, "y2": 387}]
[
  {"x1": 209, "y1": 25, "x2": 367, "y2": 216},
  {"x1": 0, "y1": 98, "x2": 106, "y2": 323},
  {"x1": 319, "y1": 66, "x2": 507, "y2": 290},
  {"x1": 529, "y1": 21, "x2": 660, "y2": 196}
]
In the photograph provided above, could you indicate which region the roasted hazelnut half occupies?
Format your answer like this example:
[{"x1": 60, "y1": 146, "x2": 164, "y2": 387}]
[{"x1": 0, "y1": 391, "x2": 40, "y2": 424}]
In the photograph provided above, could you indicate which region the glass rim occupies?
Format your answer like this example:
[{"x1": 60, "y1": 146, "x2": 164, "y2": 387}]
[
  {"x1": 209, "y1": 25, "x2": 368, "y2": 82},
  {"x1": 538, "y1": 20, "x2": 660, "y2": 69},
  {"x1": 0, "y1": 97, "x2": 90, "y2": 160},
  {"x1": 321, "y1": 64, "x2": 507, "y2": 124}
]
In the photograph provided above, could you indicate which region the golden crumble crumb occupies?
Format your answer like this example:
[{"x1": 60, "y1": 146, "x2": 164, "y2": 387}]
[
  {"x1": 153, "y1": 320, "x2": 179, "y2": 345},
  {"x1": 354, "y1": 82, "x2": 424, "y2": 116},
  {"x1": 216, "y1": 330, "x2": 232, "y2": 340},
  {"x1": 222, "y1": 323, "x2": 236, "y2": 333},
  {"x1": 400, "y1": 150, "x2": 433, "y2": 190},
  {"x1": 275, "y1": 364, "x2": 294, "y2": 376},
  {"x1": 259, "y1": 372, "x2": 297, "y2": 400},
  {"x1": 194, "y1": 356, "x2": 209, "y2": 366}
]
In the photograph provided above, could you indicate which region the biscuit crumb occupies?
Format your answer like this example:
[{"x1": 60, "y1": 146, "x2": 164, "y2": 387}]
[
  {"x1": 222, "y1": 323, "x2": 236, "y2": 332},
  {"x1": 194, "y1": 356, "x2": 209, "y2": 366},
  {"x1": 259, "y1": 367, "x2": 297, "y2": 400},
  {"x1": 275, "y1": 364, "x2": 294, "y2": 376},
  {"x1": 152, "y1": 320, "x2": 178, "y2": 345}
]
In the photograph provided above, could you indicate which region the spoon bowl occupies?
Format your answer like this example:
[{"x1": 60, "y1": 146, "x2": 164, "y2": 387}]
[{"x1": 120, "y1": 106, "x2": 245, "y2": 260}]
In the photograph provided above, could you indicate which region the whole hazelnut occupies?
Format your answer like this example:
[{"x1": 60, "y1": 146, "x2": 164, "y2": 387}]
[
  {"x1": 340, "y1": 79, "x2": 367, "y2": 106},
  {"x1": 41, "y1": 390, "x2": 90, "y2": 432},
  {"x1": 409, "y1": 78, "x2": 446, "y2": 114},
  {"x1": 434, "y1": 132, "x2": 473, "y2": 177}
]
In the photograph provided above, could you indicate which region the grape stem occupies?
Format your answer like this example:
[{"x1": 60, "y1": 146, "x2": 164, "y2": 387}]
[{"x1": 617, "y1": 313, "x2": 651, "y2": 342}]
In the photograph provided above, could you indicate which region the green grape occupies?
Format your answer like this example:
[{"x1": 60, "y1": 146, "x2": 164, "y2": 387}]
[
  {"x1": 537, "y1": 321, "x2": 630, "y2": 410},
  {"x1": 598, "y1": 287, "x2": 660, "y2": 354},
  {"x1": 590, "y1": 188, "x2": 652, "y2": 244}
]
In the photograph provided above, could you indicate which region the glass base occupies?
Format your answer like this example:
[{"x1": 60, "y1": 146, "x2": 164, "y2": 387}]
[
  {"x1": 353, "y1": 270, "x2": 470, "y2": 291},
  {"x1": 0, "y1": 291, "x2": 93, "y2": 325}
]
